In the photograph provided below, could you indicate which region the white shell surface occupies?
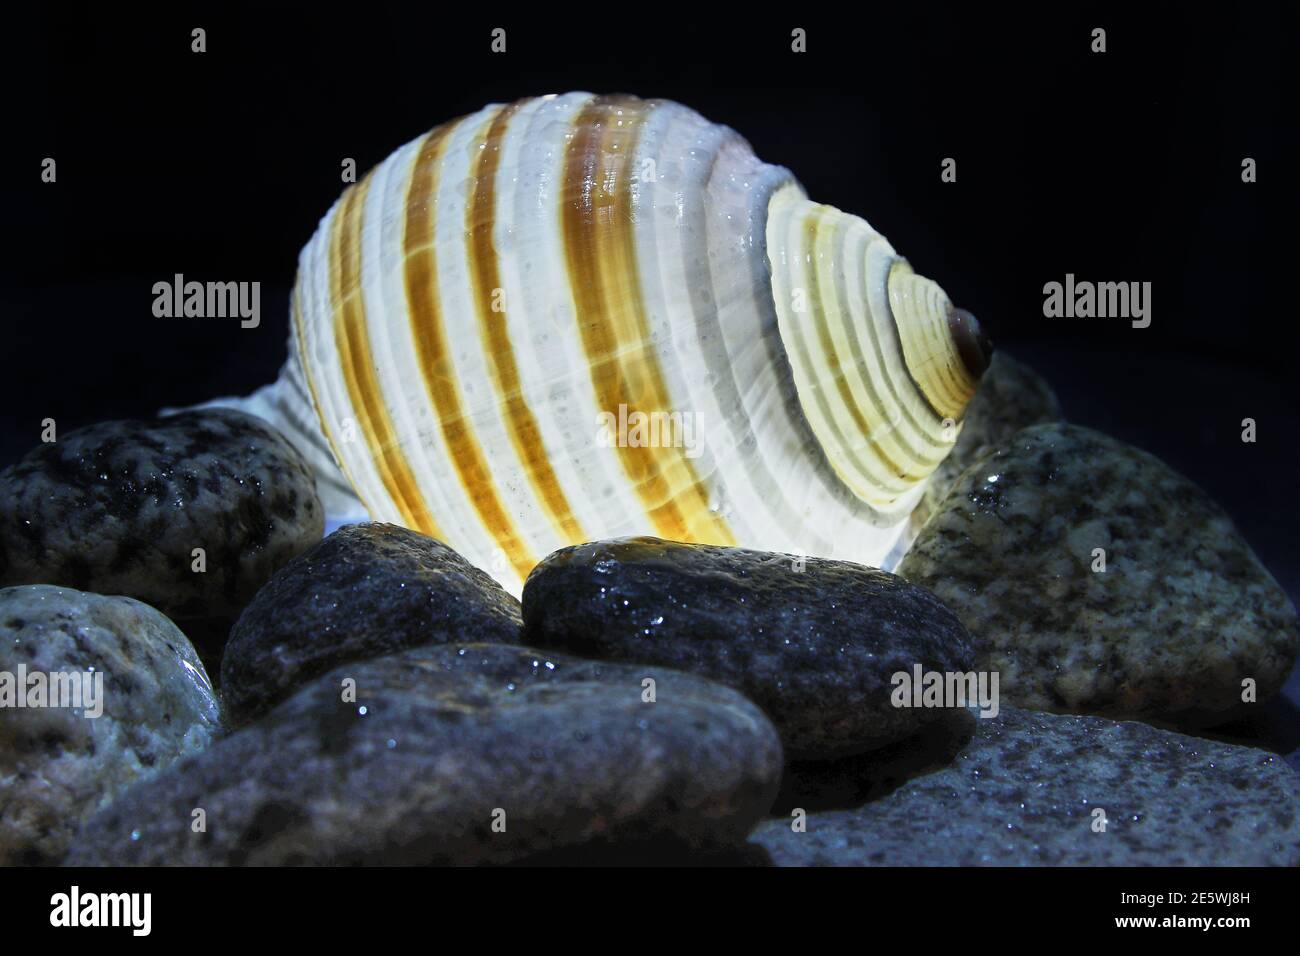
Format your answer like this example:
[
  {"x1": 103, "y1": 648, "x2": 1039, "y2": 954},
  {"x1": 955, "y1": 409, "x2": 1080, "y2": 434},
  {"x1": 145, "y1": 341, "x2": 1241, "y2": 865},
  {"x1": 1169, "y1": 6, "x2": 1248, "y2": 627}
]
[{"x1": 283, "y1": 93, "x2": 982, "y2": 594}]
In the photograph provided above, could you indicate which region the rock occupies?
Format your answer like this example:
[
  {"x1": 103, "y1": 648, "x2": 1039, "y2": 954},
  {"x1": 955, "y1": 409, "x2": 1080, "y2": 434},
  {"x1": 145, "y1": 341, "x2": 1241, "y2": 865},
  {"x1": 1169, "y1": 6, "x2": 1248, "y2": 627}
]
[
  {"x1": 771, "y1": 710, "x2": 977, "y2": 816},
  {"x1": 751, "y1": 706, "x2": 1300, "y2": 865},
  {"x1": 898, "y1": 423, "x2": 1299, "y2": 724},
  {"x1": 509, "y1": 841, "x2": 775, "y2": 867},
  {"x1": 0, "y1": 410, "x2": 323, "y2": 631},
  {"x1": 911, "y1": 352, "x2": 1064, "y2": 531},
  {"x1": 521, "y1": 537, "x2": 976, "y2": 759},
  {"x1": 67, "y1": 643, "x2": 783, "y2": 865},
  {"x1": 171, "y1": 617, "x2": 235, "y2": 689},
  {"x1": 0, "y1": 585, "x2": 221, "y2": 865},
  {"x1": 221, "y1": 523, "x2": 522, "y2": 723}
]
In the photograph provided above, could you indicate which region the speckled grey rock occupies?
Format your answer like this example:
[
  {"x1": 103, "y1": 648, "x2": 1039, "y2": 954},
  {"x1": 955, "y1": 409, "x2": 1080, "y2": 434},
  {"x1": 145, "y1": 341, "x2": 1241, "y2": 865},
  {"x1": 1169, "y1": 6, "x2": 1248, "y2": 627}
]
[
  {"x1": 522, "y1": 537, "x2": 976, "y2": 759},
  {"x1": 0, "y1": 585, "x2": 220, "y2": 865},
  {"x1": 751, "y1": 706, "x2": 1300, "y2": 865},
  {"x1": 899, "y1": 424, "x2": 1298, "y2": 724},
  {"x1": 67, "y1": 643, "x2": 783, "y2": 865},
  {"x1": 222, "y1": 523, "x2": 522, "y2": 724},
  {"x1": 911, "y1": 352, "x2": 1064, "y2": 530},
  {"x1": 0, "y1": 410, "x2": 323, "y2": 629}
]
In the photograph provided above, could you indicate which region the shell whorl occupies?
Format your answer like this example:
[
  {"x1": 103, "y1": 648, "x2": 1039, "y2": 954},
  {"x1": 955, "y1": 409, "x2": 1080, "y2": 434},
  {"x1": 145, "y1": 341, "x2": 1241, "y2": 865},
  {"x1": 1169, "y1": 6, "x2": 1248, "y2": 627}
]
[
  {"x1": 766, "y1": 189, "x2": 989, "y2": 515},
  {"x1": 290, "y1": 92, "x2": 988, "y2": 593}
]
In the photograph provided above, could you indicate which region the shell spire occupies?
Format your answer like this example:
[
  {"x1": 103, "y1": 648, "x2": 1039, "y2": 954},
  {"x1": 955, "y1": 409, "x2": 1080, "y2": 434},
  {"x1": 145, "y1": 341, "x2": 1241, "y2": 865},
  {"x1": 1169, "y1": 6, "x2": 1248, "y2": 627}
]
[
  {"x1": 228, "y1": 92, "x2": 989, "y2": 594},
  {"x1": 766, "y1": 187, "x2": 990, "y2": 517}
]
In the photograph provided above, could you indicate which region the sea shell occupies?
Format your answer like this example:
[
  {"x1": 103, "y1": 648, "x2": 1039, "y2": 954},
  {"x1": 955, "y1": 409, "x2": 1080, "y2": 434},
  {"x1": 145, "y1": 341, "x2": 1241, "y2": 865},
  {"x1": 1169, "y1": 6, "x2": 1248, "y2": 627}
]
[{"x1": 234, "y1": 93, "x2": 990, "y2": 594}]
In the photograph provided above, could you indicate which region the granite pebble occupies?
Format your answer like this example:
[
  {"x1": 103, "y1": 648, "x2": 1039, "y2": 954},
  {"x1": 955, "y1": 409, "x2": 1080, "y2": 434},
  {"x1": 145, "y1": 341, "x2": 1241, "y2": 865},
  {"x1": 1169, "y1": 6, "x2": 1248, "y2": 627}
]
[
  {"x1": 0, "y1": 585, "x2": 220, "y2": 864},
  {"x1": 68, "y1": 643, "x2": 783, "y2": 865},
  {"x1": 899, "y1": 423, "x2": 1299, "y2": 724},
  {"x1": 0, "y1": 410, "x2": 323, "y2": 633},
  {"x1": 752, "y1": 705, "x2": 1300, "y2": 865}
]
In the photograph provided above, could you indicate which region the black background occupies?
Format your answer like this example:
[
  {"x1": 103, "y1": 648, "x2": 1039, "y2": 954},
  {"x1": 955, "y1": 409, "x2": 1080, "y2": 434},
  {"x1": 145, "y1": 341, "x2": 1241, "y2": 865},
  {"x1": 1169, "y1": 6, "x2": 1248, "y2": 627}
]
[
  {"x1": 3, "y1": 4, "x2": 1296, "y2": 604},
  {"x1": 0, "y1": 864, "x2": 1289, "y2": 938}
]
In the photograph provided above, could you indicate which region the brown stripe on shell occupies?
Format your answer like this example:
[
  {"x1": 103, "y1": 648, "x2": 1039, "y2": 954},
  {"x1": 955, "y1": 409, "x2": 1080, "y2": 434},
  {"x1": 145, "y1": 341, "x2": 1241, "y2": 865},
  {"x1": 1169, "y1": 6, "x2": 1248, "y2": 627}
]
[
  {"x1": 561, "y1": 94, "x2": 735, "y2": 545},
  {"x1": 330, "y1": 177, "x2": 440, "y2": 535},
  {"x1": 402, "y1": 115, "x2": 536, "y2": 580},
  {"x1": 467, "y1": 99, "x2": 587, "y2": 546}
]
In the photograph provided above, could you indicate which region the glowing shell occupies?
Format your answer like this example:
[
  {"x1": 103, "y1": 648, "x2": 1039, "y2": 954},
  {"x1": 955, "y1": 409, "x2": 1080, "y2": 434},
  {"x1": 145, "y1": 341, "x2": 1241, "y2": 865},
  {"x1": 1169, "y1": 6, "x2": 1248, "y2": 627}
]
[{"x1": 230, "y1": 92, "x2": 990, "y2": 594}]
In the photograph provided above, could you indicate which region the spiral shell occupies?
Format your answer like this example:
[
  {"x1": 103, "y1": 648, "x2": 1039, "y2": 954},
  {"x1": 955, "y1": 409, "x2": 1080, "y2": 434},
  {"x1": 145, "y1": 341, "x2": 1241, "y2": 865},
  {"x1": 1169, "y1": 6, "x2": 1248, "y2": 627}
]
[{"x1": 279, "y1": 92, "x2": 989, "y2": 593}]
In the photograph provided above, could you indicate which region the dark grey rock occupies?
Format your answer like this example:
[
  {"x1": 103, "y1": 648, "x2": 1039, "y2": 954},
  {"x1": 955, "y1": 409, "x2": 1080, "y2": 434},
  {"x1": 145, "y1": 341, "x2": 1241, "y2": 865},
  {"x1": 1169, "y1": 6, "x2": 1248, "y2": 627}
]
[
  {"x1": 0, "y1": 585, "x2": 220, "y2": 865},
  {"x1": 899, "y1": 424, "x2": 1299, "y2": 724},
  {"x1": 521, "y1": 537, "x2": 976, "y2": 759},
  {"x1": 771, "y1": 709, "x2": 977, "y2": 816},
  {"x1": 509, "y1": 841, "x2": 774, "y2": 867},
  {"x1": 221, "y1": 523, "x2": 522, "y2": 723},
  {"x1": 0, "y1": 409, "x2": 323, "y2": 630},
  {"x1": 67, "y1": 643, "x2": 783, "y2": 865},
  {"x1": 751, "y1": 706, "x2": 1300, "y2": 865},
  {"x1": 910, "y1": 352, "x2": 1064, "y2": 531}
]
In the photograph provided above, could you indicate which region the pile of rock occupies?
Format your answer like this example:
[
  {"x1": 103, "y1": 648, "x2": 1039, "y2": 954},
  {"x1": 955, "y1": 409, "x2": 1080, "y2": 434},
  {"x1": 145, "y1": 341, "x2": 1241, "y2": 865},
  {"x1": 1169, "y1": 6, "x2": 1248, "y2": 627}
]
[{"x1": 2, "y1": 355, "x2": 1298, "y2": 866}]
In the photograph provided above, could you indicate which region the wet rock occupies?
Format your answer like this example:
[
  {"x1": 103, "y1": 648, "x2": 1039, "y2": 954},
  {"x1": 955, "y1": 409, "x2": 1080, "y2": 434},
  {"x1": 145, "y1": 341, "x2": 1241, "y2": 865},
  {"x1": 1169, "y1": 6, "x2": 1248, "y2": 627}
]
[
  {"x1": 751, "y1": 706, "x2": 1300, "y2": 865},
  {"x1": 911, "y1": 352, "x2": 1064, "y2": 529},
  {"x1": 173, "y1": 617, "x2": 234, "y2": 689},
  {"x1": 67, "y1": 643, "x2": 782, "y2": 865},
  {"x1": 899, "y1": 423, "x2": 1298, "y2": 724},
  {"x1": 0, "y1": 410, "x2": 323, "y2": 631},
  {"x1": 0, "y1": 585, "x2": 220, "y2": 865},
  {"x1": 221, "y1": 523, "x2": 522, "y2": 723},
  {"x1": 522, "y1": 537, "x2": 976, "y2": 759}
]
